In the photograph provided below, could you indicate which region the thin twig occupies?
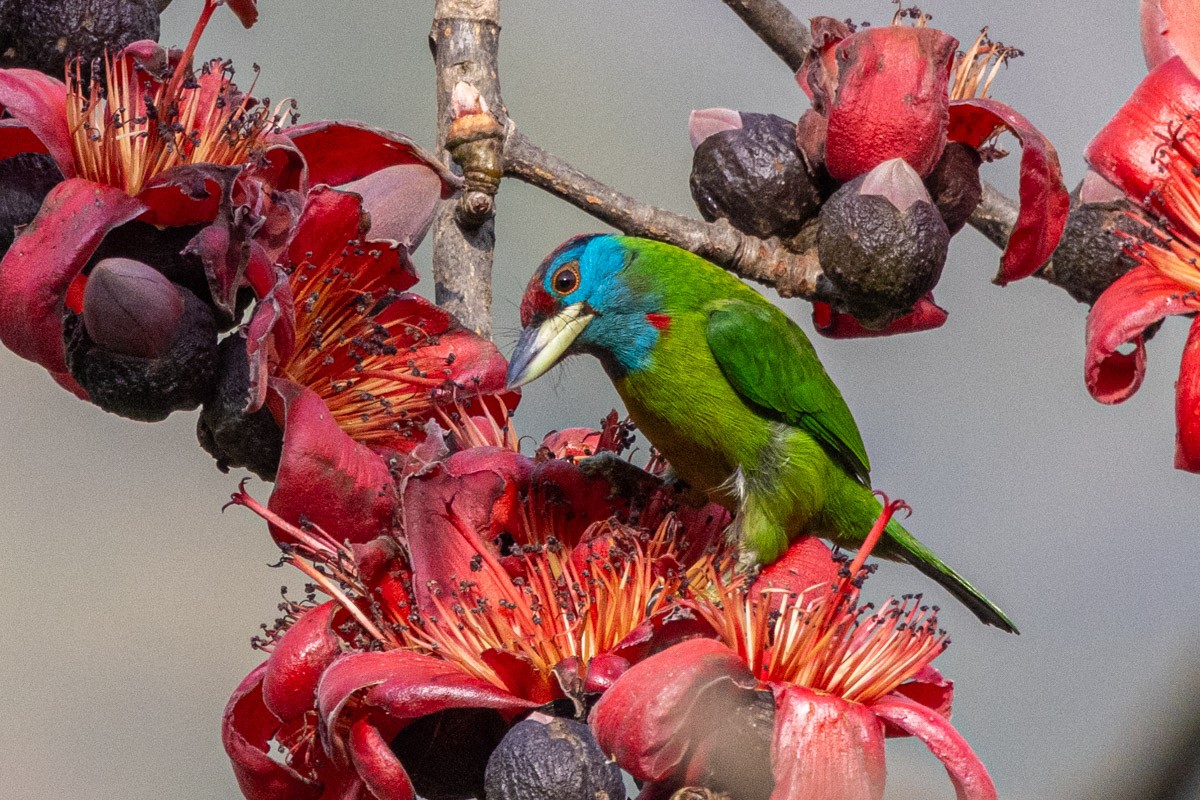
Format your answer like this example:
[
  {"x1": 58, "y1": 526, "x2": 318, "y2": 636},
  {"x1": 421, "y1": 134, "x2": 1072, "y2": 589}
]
[{"x1": 719, "y1": 0, "x2": 811, "y2": 70}]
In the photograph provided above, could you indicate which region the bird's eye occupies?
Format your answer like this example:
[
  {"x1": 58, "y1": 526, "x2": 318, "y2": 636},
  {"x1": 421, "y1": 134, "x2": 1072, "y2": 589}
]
[{"x1": 551, "y1": 262, "x2": 580, "y2": 295}]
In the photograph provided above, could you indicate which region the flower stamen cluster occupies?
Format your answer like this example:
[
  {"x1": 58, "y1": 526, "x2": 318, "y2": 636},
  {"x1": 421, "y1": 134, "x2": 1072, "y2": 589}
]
[{"x1": 950, "y1": 28, "x2": 1023, "y2": 101}]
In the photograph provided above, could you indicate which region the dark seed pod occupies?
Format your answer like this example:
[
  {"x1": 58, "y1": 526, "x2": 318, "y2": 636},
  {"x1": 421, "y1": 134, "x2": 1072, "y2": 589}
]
[
  {"x1": 65, "y1": 285, "x2": 218, "y2": 422},
  {"x1": 1047, "y1": 199, "x2": 1148, "y2": 306},
  {"x1": 484, "y1": 716, "x2": 625, "y2": 800},
  {"x1": 197, "y1": 334, "x2": 283, "y2": 481},
  {"x1": 82, "y1": 258, "x2": 183, "y2": 359},
  {"x1": 817, "y1": 159, "x2": 950, "y2": 328},
  {"x1": 690, "y1": 112, "x2": 823, "y2": 239},
  {"x1": 1, "y1": 0, "x2": 160, "y2": 76},
  {"x1": 923, "y1": 142, "x2": 983, "y2": 235},
  {"x1": 0, "y1": 153, "x2": 65, "y2": 258},
  {"x1": 390, "y1": 708, "x2": 509, "y2": 800}
]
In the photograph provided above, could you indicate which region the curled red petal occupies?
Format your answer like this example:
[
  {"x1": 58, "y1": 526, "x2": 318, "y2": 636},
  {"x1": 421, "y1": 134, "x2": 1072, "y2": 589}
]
[
  {"x1": 769, "y1": 684, "x2": 886, "y2": 800},
  {"x1": 870, "y1": 694, "x2": 998, "y2": 800},
  {"x1": 891, "y1": 664, "x2": 954, "y2": 723},
  {"x1": 753, "y1": 536, "x2": 838, "y2": 598},
  {"x1": 245, "y1": 267, "x2": 295, "y2": 412},
  {"x1": 287, "y1": 120, "x2": 460, "y2": 196},
  {"x1": 0, "y1": 69, "x2": 74, "y2": 177},
  {"x1": 812, "y1": 294, "x2": 948, "y2": 338},
  {"x1": 948, "y1": 99, "x2": 1070, "y2": 284},
  {"x1": 1085, "y1": 264, "x2": 1200, "y2": 403},
  {"x1": 1160, "y1": 0, "x2": 1200, "y2": 78},
  {"x1": 137, "y1": 162, "x2": 238, "y2": 227},
  {"x1": 342, "y1": 163, "x2": 444, "y2": 252},
  {"x1": 263, "y1": 602, "x2": 341, "y2": 724},
  {"x1": 0, "y1": 119, "x2": 51, "y2": 160},
  {"x1": 348, "y1": 719, "x2": 416, "y2": 800},
  {"x1": 222, "y1": 663, "x2": 323, "y2": 800},
  {"x1": 1086, "y1": 58, "x2": 1200, "y2": 207},
  {"x1": 825, "y1": 26, "x2": 957, "y2": 180},
  {"x1": 267, "y1": 379, "x2": 399, "y2": 545},
  {"x1": 227, "y1": 0, "x2": 259, "y2": 27},
  {"x1": 1175, "y1": 315, "x2": 1200, "y2": 471},
  {"x1": 0, "y1": 178, "x2": 145, "y2": 387},
  {"x1": 589, "y1": 638, "x2": 756, "y2": 784}
]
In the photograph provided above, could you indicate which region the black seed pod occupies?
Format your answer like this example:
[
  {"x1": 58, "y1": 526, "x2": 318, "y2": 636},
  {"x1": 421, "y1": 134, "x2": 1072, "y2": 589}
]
[
  {"x1": 817, "y1": 159, "x2": 950, "y2": 327},
  {"x1": 1047, "y1": 199, "x2": 1150, "y2": 306},
  {"x1": 924, "y1": 142, "x2": 983, "y2": 235},
  {"x1": 390, "y1": 708, "x2": 509, "y2": 800},
  {"x1": 1, "y1": 0, "x2": 160, "y2": 76},
  {"x1": 0, "y1": 153, "x2": 65, "y2": 258},
  {"x1": 484, "y1": 716, "x2": 625, "y2": 800},
  {"x1": 65, "y1": 285, "x2": 218, "y2": 422},
  {"x1": 690, "y1": 112, "x2": 823, "y2": 239},
  {"x1": 197, "y1": 334, "x2": 283, "y2": 481}
]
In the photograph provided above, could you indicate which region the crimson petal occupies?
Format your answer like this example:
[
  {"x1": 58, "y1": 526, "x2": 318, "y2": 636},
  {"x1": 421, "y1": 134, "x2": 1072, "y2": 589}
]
[
  {"x1": 267, "y1": 379, "x2": 399, "y2": 545},
  {"x1": 0, "y1": 69, "x2": 74, "y2": 177},
  {"x1": 348, "y1": 719, "x2": 416, "y2": 800},
  {"x1": 263, "y1": 602, "x2": 341, "y2": 723},
  {"x1": 1086, "y1": 58, "x2": 1200, "y2": 209},
  {"x1": 1084, "y1": 264, "x2": 1200, "y2": 403},
  {"x1": 870, "y1": 694, "x2": 999, "y2": 800},
  {"x1": 949, "y1": 99, "x2": 1070, "y2": 284},
  {"x1": 1175, "y1": 315, "x2": 1200, "y2": 471},
  {"x1": 753, "y1": 536, "x2": 839, "y2": 598},
  {"x1": 245, "y1": 267, "x2": 295, "y2": 412},
  {"x1": 812, "y1": 294, "x2": 948, "y2": 338},
  {"x1": 0, "y1": 120, "x2": 50, "y2": 160},
  {"x1": 222, "y1": 663, "x2": 323, "y2": 800},
  {"x1": 287, "y1": 120, "x2": 459, "y2": 196},
  {"x1": 0, "y1": 178, "x2": 145, "y2": 393},
  {"x1": 227, "y1": 0, "x2": 259, "y2": 28},
  {"x1": 589, "y1": 638, "x2": 756, "y2": 784}
]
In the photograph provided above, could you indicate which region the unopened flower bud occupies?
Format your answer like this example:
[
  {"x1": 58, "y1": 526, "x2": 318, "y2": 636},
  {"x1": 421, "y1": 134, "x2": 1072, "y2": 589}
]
[
  {"x1": 343, "y1": 164, "x2": 443, "y2": 251},
  {"x1": 65, "y1": 284, "x2": 217, "y2": 422},
  {"x1": 923, "y1": 142, "x2": 983, "y2": 234},
  {"x1": 197, "y1": 334, "x2": 283, "y2": 480},
  {"x1": 1, "y1": 0, "x2": 160, "y2": 76},
  {"x1": 484, "y1": 716, "x2": 624, "y2": 800},
  {"x1": 818, "y1": 158, "x2": 950, "y2": 327},
  {"x1": 689, "y1": 111, "x2": 823, "y2": 239},
  {"x1": 82, "y1": 258, "x2": 183, "y2": 359},
  {"x1": 0, "y1": 153, "x2": 64, "y2": 258}
]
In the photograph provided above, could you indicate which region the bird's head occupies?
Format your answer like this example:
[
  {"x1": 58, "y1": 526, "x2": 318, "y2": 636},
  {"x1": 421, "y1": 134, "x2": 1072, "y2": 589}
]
[{"x1": 507, "y1": 234, "x2": 667, "y2": 389}]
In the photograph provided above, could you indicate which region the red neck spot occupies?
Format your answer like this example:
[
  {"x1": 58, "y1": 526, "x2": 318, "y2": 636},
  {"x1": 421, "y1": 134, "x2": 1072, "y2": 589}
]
[{"x1": 646, "y1": 313, "x2": 671, "y2": 330}]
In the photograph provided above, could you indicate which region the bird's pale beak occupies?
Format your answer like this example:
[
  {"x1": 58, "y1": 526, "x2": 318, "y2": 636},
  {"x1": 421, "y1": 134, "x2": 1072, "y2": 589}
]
[{"x1": 506, "y1": 303, "x2": 595, "y2": 389}]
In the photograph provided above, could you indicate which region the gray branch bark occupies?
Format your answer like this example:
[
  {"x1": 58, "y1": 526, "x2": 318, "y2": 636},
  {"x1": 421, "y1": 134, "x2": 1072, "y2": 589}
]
[{"x1": 429, "y1": 0, "x2": 504, "y2": 336}]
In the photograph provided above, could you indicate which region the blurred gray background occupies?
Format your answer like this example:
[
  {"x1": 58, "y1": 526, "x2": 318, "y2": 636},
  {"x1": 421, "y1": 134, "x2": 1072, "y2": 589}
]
[{"x1": 1, "y1": 1, "x2": 1196, "y2": 798}]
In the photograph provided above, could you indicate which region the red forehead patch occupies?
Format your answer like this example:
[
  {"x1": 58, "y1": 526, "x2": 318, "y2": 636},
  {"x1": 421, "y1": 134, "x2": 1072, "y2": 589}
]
[{"x1": 519, "y1": 284, "x2": 557, "y2": 326}]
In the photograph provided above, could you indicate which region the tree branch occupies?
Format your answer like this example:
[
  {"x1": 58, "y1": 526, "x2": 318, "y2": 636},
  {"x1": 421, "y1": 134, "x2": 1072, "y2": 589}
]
[
  {"x1": 502, "y1": 127, "x2": 827, "y2": 299},
  {"x1": 429, "y1": 0, "x2": 504, "y2": 337},
  {"x1": 719, "y1": 0, "x2": 811, "y2": 71}
]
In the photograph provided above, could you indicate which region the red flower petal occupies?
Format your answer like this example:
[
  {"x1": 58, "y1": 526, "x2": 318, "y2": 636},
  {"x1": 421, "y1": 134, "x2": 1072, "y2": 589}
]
[
  {"x1": 0, "y1": 178, "x2": 145, "y2": 391},
  {"x1": 753, "y1": 536, "x2": 839, "y2": 597},
  {"x1": 1160, "y1": 0, "x2": 1200, "y2": 78},
  {"x1": 227, "y1": 0, "x2": 259, "y2": 28},
  {"x1": 825, "y1": 27, "x2": 957, "y2": 180},
  {"x1": 137, "y1": 163, "x2": 237, "y2": 227},
  {"x1": 267, "y1": 379, "x2": 399, "y2": 545},
  {"x1": 891, "y1": 664, "x2": 954, "y2": 723},
  {"x1": 287, "y1": 120, "x2": 459, "y2": 196},
  {"x1": 813, "y1": 294, "x2": 949, "y2": 338},
  {"x1": 589, "y1": 638, "x2": 756, "y2": 785},
  {"x1": 348, "y1": 718, "x2": 416, "y2": 800},
  {"x1": 769, "y1": 684, "x2": 886, "y2": 800},
  {"x1": 0, "y1": 69, "x2": 74, "y2": 177},
  {"x1": 245, "y1": 267, "x2": 295, "y2": 413},
  {"x1": 870, "y1": 694, "x2": 998, "y2": 800},
  {"x1": 948, "y1": 99, "x2": 1070, "y2": 284},
  {"x1": 0, "y1": 119, "x2": 50, "y2": 160},
  {"x1": 1086, "y1": 58, "x2": 1200, "y2": 208},
  {"x1": 263, "y1": 602, "x2": 342, "y2": 724},
  {"x1": 1085, "y1": 264, "x2": 1200, "y2": 403},
  {"x1": 1175, "y1": 315, "x2": 1200, "y2": 471},
  {"x1": 341, "y1": 163, "x2": 445, "y2": 252},
  {"x1": 222, "y1": 663, "x2": 324, "y2": 800}
]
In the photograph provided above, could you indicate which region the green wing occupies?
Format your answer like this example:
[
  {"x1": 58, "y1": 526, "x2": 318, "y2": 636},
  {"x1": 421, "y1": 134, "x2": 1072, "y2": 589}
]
[{"x1": 706, "y1": 299, "x2": 872, "y2": 485}]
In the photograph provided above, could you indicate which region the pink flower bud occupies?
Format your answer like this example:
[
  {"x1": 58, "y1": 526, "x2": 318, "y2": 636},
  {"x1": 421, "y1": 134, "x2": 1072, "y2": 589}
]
[{"x1": 857, "y1": 157, "x2": 931, "y2": 213}]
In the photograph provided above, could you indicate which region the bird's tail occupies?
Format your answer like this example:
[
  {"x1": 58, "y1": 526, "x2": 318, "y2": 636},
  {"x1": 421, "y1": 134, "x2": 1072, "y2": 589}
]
[{"x1": 879, "y1": 518, "x2": 1020, "y2": 634}]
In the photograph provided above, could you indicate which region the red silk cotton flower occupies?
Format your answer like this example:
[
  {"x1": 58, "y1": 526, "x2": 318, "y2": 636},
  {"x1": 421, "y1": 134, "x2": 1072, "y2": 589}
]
[
  {"x1": 223, "y1": 416, "x2": 731, "y2": 800},
  {"x1": 1084, "y1": 53, "x2": 1200, "y2": 472},
  {"x1": 591, "y1": 502, "x2": 998, "y2": 800}
]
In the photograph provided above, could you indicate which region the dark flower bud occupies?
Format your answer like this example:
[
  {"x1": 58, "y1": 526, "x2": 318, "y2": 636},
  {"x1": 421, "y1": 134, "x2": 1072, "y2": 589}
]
[
  {"x1": 1046, "y1": 198, "x2": 1148, "y2": 306},
  {"x1": 484, "y1": 715, "x2": 624, "y2": 800},
  {"x1": 923, "y1": 142, "x2": 983, "y2": 235},
  {"x1": 0, "y1": 153, "x2": 65, "y2": 258},
  {"x1": 391, "y1": 708, "x2": 509, "y2": 800},
  {"x1": 817, "y1": 158, "x2": 950, "y2": 327},
  {"x1": 82, "y1": 258, "x2": 183, "y2": 359},
  {"x1": 197, "y1": 334, "x2": 283, "y2": 481},
  {"x1": 65, "y1": 284, "x2": 218, "y2": 422},
  {"x1": 0, "y1": 0, "x2": 160, "y2": 76},
  {"x1": 90, "y1": 221, "x2": 212, "y2": 306},
  {"x1": 690, "y1": 111, "x2": 823, "y2": 239}
]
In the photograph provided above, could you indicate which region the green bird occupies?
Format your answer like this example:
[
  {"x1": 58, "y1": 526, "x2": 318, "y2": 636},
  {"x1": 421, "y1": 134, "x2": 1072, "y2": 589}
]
[{"x1": 507, "y1": 234, "x2": 1017, "y2": 633}]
